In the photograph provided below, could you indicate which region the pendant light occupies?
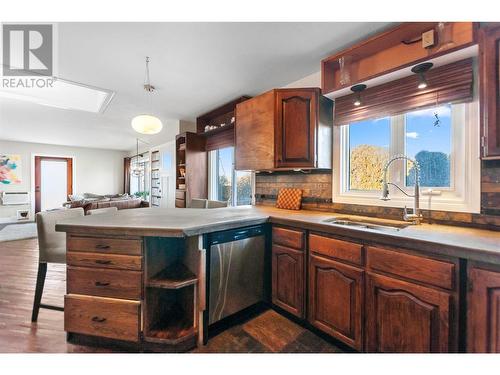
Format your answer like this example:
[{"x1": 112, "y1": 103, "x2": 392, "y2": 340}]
[
  {"x1": 131, "y1": 57, "x2": 163, "y2": 135},
  {"x1": 350, "y1": 84, "x2": 367, "y2": 106},
  {"x1": 411, "y1": 62, "x2": 433, "y2": 90}
]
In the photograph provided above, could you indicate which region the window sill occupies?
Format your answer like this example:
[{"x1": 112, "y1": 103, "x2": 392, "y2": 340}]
[{"x1": 332, "y1": 192, "x2": 480, "y2": 214}]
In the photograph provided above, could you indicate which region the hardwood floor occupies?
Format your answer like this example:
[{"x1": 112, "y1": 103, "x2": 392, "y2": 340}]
[{"x1": 0, "y1": 238, "x2": 342, "y2": 353}]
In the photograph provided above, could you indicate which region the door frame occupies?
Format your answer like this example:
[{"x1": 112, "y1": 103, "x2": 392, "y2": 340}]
[{"x1": 33, "y1": 155, "x2": 74, "y2": 213}]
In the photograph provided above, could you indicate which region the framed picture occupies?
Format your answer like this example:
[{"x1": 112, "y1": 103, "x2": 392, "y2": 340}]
[{"x1": 0, "y1": 155, "x2": 22, "y2": 185}]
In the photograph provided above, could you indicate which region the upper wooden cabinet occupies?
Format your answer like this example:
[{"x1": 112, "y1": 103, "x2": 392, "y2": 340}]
[
  {"x1": 321, "y1": 22, "x2": 477, "y2": 95},
  {"x1": 467, "y1": 263, "x2": 500, "y2": 353},
  {"x1": 235, "y1": 88, "x2": 333, "y2": 171},
  {"x1": 479, "y1": 25, "x2": 500, "y2": 158}
]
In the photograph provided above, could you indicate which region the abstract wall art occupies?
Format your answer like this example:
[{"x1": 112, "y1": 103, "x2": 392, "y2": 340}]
[{"x1": 0, "y1": 155, "x2": 22, "y2": 184}]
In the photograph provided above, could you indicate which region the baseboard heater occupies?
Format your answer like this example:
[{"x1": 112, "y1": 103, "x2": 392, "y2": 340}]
[{"x1": 1, "y1": 192, "x2": 30, "y2": 205}]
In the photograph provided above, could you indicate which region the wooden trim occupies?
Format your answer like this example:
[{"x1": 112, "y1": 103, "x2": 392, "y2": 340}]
[
  {"x1": 334, "y1": 58, "x2": 474, "y2": 125},
  {"x1": 34, "y1": 156, "x2": 73, "y2": 213}
]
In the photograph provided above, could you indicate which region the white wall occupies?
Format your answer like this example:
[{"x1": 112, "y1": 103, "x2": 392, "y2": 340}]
[
  {"x1": 0, "y1": 140, "x2": 127, "y2": 221},
  {"x1": 283, "y1": 71, "x2": 321, "y2": 88}
]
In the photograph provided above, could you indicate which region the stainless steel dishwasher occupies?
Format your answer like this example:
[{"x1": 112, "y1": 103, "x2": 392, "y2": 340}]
[{"x1": 203, "y1": 225, "x2": 268, "y2": 342}]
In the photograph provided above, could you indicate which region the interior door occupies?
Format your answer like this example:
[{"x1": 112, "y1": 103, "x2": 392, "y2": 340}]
[
  {"x1": 34, "y1": 156, "x2": 73, "y2": 213},
  {"x1": 275, "y1": 90, "x2": 317, "y2": 168}
]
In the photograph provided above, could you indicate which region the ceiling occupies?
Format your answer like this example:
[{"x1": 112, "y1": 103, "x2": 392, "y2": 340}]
[{"x1": 0, "y1": 22, "x2": 392, "y2": 151}]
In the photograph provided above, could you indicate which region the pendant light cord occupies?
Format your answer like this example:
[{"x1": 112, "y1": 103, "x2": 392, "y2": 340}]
[{"x1": 144, "y1": 56, "x2": 154, "y2": 114}]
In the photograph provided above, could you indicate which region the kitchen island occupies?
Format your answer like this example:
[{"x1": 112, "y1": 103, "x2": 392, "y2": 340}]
[{"x1": 56, "y1": 206, "x2": 500, "y2": 352}]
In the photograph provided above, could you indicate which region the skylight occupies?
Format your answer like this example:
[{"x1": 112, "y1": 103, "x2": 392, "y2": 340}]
[{"x1": 0, "y1": 77, "x2": 115, "y2": 113}]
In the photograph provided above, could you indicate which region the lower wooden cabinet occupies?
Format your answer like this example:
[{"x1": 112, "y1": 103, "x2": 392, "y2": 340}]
[
  {"x1": 467, "y1": 265, "x2": 500, "y2": 353},
  {"x1": 365, "y1": 272, "x2": 454, "y2": 353},
  {"x1": 308, "y1": 254, "x2": 364, "y2": 350},
  {"x1": 65, "y1": 294, "x2": 141, "y2": 342},
  {"x1": 271, "y1": 244, "x2": 305, "y2": 318}
]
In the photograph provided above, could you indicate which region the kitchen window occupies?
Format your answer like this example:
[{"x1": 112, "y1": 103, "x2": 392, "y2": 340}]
[
  {"x1": 208, "y1": 146, "x2": 253, "y2": 206},
  {"x1": 333, "y1": 102, "x2": 480, "y2": 213}
]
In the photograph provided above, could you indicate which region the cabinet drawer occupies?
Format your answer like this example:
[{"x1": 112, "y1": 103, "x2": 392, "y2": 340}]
[
  {"x1": 67, "y1": 236, "x2": 142, "y2": 256},
  {"x1": 67, "y1": 251, "x2": 142, "y2": 271},
  {"x1": 175, "y1": 190, "x2": 186, "y2": 199},
  {"x1": 65, "y1": 294, "x2": 140, "y2": 342},
  {"x1": 67, "y1": 266, "x2": 142, "y2": 300},
  {"x1": 309, "y1": 233, "x2": 363, "y2": 266},
  {"x1": 175, "y1": 199, "x2": 185, "y2": 208},
  {"x1": 272, "y1": 226, "x2": 304, "y2": 250},
  {"x1": 366, "y1": 246, "x2": 456, "y2": 290}
]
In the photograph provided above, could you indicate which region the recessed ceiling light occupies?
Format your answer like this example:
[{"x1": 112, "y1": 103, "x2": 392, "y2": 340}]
[{"x1": 0, "y1": 77, "x2": 115, "y2": 113}]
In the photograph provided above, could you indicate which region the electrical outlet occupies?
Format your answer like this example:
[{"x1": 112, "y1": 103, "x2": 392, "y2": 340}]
[{"x1": 422, "y1": 29, "x2": 435, "y2": 48}]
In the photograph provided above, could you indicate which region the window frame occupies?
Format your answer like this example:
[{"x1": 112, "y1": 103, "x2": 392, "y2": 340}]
[
  {"x1": 333, "y1": 101, "x2": 481, "y2": 213},
  {"x1": 208, "y1": 147, "x2": 254, "y2": 206}
]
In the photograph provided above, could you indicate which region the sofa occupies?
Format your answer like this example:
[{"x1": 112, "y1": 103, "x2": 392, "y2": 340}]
[{"x1": 63, "y1": 193, "x2": 146, "y2": 213}]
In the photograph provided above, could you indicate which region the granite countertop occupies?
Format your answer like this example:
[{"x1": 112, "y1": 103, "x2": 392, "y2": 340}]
[{"x1": 56, "y1": 206, "x2": 500, "y2": 264}]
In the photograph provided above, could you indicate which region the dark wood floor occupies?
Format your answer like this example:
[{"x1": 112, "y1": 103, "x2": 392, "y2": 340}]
[{"x1": 0, "y1": 238, "x2": 342, "y2": 353}]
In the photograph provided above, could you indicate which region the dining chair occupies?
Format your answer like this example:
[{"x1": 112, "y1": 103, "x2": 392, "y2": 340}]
[
  {"x1": 87, "y1": 207, "x2": 118, "y2": 215},
  {"x1": 31, "y1": 207, "x2": 84, "y2": 322},
  {"x1": 207, "y1": 200, "x2": 228, "y2": 208},
  {"x1": 189, "y1": 198, "x2": 208, "y2": 208}
]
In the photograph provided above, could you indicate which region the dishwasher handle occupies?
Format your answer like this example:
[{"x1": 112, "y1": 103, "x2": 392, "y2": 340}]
[{"x1": 209, "y1": 225, "x2": 265, "y2": 245}]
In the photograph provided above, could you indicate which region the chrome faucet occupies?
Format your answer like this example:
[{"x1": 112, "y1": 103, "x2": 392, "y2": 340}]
[{"x1": 380, "y1": 155, "x2": 423, "y2": 225}]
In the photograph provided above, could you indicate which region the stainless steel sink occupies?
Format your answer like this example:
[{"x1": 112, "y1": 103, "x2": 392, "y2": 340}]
[{"x1": 322, "y1": 217, "x2": 409, "y2": 232}]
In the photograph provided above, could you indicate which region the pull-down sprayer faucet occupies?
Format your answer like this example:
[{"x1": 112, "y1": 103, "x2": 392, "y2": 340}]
[{"x1": 380, "y1": 155, "x2": 423, "y2": 225}]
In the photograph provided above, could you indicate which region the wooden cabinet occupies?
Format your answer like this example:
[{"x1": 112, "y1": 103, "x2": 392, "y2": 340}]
[
  {"x1": 272, "y1": 244, "x2": 305, "y2": 318},
  {"x1": 275, "y1": 90, "x2": 317, "y2": 168},
  {"x1": 65, "y1": 295, "x2": 141, "y2": 342},
  {"x1": 175, "y1": 132, "x2": 207, "y2": 208},
  {"x1": 479, "y1": 25, "x2": 500, "y2": 158},
  {"x1": 308, "y1": 254, "x2": 364, "y2": 350},
  {"x1": 65, "y1": 235, "x2": 143, "y2": 343},
  {"x1": 235, "y1": 88, "x2": 333, "y2": 171},
  {"x1": 322, "y1": 22, "x2": 477, "y2": 95},
  {"x1": 365, "y1": 272, "x2": 453, "y2": 353},
  {"x1": 467, "y1": 264, "x2": 500, "y2": 352}
]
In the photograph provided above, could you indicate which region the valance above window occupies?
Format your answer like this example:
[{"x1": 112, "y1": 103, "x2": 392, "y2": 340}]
[{"x1": 334, "y1": 58, "x2": 474, "y2": 125}]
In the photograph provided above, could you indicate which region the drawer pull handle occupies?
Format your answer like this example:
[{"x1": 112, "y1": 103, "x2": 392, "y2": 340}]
[
  {"x1": 95, "y1": 244, "x2": 110, "y2": 250},
  {"x1": 91, "y1": 316, "x2": 107, "y2": 323},
  {"x1": 94, "y1": 281, "x2": 110, "y2": 287},
  {"x1": 95, "y1": 260, "x2": 112, "y2": 265}
]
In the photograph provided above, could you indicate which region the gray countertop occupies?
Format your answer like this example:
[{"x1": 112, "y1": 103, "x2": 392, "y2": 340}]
[{"x1": 56, "y1": 205, "x2": 500, "y2": 264}]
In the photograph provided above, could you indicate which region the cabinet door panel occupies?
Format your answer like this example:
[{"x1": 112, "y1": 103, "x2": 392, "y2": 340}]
[
  {"x1": 275, "y1": 90, "x2": 317, "y2": 168},
  {"x1": 480, "y1": 26, "x2": 500, "y2": 157},
  {"x1": 272, "y1": 245, "x2": 305, "y2": 318},
  {"x1": 366, "y1": 272, "x2": 454, "y2": 353},
  {"x1": 308, "y1": 255, "x2": 364, "y2": 350},
  {"x1": 468, "y1": 266, "x2": 500, "y2": 353}
]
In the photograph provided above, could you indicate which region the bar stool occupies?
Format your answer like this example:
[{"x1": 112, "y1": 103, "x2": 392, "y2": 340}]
[{"x1": 31, "y1": 207, "x2": 84, "y2": 322}]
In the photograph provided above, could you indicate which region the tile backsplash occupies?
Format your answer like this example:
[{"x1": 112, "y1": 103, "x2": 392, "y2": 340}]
[{"x1": 255, "y1": 164, "x2": 500, "y2": 229}]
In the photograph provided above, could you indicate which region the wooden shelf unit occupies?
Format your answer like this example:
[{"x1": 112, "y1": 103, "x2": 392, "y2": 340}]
[
  {"x1": 143, "y1": 237, "x2": 200, "y2": 346},
  {"x1": 321, "y1": 22, "x2": 477, "y2": 95},
  {"x1": 196, "y1": 96, "x2": 250, "y2": 134},
  {"x1": 147, "y1": 263, "x2": 197, "y2": 289},
  {"x1": 175, "y1": 132, "x2": 207, "y2": 208},
  {"x1": 150, "y1": 150, "x2": 161, "y2": 208}
]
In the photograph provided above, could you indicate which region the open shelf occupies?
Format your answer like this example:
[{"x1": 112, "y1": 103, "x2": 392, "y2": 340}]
[
  {"x1": 147, "y1": 263, "x2": 197, "y2": 289},
  {"x1": 145, "y1": 318, "x2": 196, "y2": 345}
]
